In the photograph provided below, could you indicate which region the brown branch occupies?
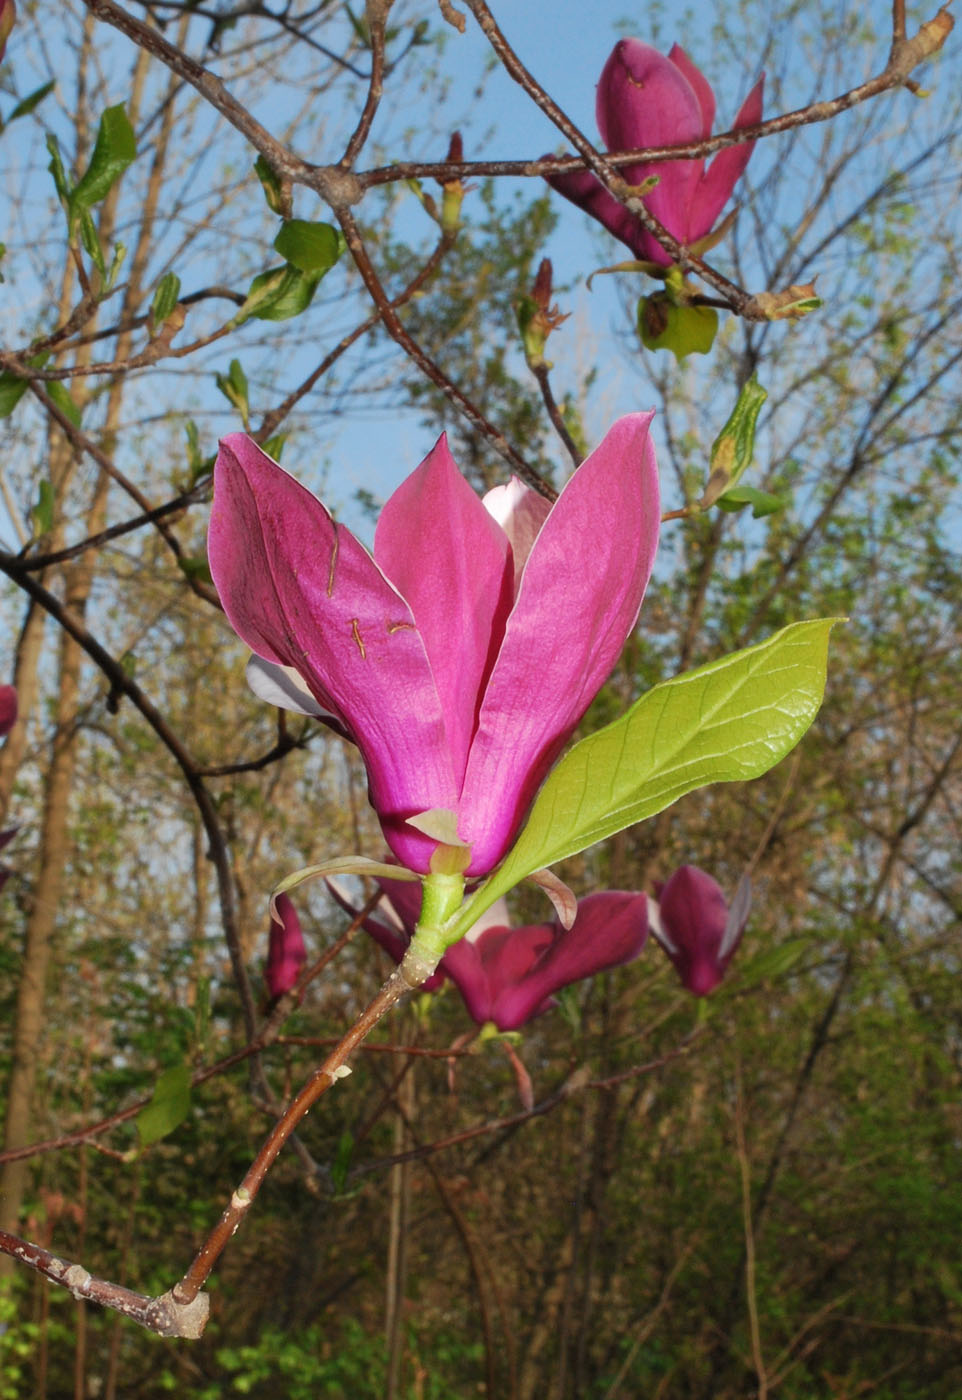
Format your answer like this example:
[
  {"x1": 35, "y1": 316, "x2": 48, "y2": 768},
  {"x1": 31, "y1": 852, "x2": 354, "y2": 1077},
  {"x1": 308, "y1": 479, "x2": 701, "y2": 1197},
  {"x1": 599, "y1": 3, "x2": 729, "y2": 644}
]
[
  {"x1": 13, "y1": 484, "x2": 210, "y2": 573},
  {"x1": 336, "y1": 206, "x2": 555, "y2": 496},
  {"x1": 531, "y1": 363, "x2": 582, "y2": 469},
  {"x1": 339, "y1": 0, "x2": 387, "y2": 168}
]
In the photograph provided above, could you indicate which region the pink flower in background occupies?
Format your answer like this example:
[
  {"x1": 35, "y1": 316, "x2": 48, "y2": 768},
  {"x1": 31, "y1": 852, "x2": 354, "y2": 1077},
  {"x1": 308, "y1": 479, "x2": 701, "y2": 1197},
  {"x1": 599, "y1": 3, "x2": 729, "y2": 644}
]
[
  {"x1": 548, "y1": 41, "x2": 763, "y2": 266},
  {"x1": 209, "y1": 417, "x2": 659, "y2": 877},
  {"x1": 331, "y1": 877, "x2": 649, "y2": 1032},
  {"x1": 0, "y1": 0, "x2": 15, "y2": 61},
  {"x1": 0, "y1": 685, "x2": 16, "y2": 736},
  {"x1": 649, "y1": 865, "x2": 751, "y2": 995},
  {"x1": 264, "y1": 893, "x2": 307, "y2": 1000}
]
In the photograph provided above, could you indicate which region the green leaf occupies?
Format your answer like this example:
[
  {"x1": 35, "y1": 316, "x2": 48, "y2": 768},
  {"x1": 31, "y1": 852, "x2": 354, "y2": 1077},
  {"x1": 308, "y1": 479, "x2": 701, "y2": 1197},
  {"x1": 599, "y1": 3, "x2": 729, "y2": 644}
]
[
  {"x1": 253, "y1": 154, "x2": 286, "y2": 215},
  {"x1": 232, "y1": 264, "x2": 322, "y2": 324},
  {"x1": 0, "y1": 371, "x2": 30, "y2": 418},
  {"x1": 177, "y1": 556, "x2": 213, "y2": 585},
  {"x1": 31, "y1": 480, "x2": 55, "y2": 536},
  {"x1": 69, "y1": 104, "x2": 137, "y2": 212},
  {"x1": 445, "y1": 619, "x2": 840, "y2": 943},
  {"x1": 150, "y1": 272, "x2": 181, "y2": 328},
  {"x1": 273, "y1": 219, "x2": 344, "y2": 276},
  {"x1": 45, "y1": 133, "x2": 69, "y2": 202},
  {"x1": 699, "y1": 375, "x2": 768, "y2": 507},
  {"x1": 214, "y1": 358, "x2": 249, "y2": 427},
  {"x1": 136, "y1": 1063, "x2": 192, "y2": 1147},
  {"x1": 45, "y1": 380, "x2": 81, "y2": 428},
  {"x1": 638, "y1": 295, "x2": 718, "y2": 361},
  {"x1": 76, "y1": 205, "x2": 105, "y2": 276},
  {"x1": 5, "y1": 80, "x2": 56, "y2": 125},
  {"x1": 716, "y1": 484, "x2": 785, "y2": 518},
  {"x1": 737, "y1": 938, "x2": 809, "y2": 987}
]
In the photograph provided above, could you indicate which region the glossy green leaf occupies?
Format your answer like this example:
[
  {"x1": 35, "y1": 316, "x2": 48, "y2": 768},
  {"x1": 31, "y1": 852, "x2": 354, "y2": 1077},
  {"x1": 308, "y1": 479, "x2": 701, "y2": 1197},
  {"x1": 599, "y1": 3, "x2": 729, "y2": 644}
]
[
  {"x1": 445, "y1": 619, "x2": 839, "y2": 942},
  {"x1": 273, "y1": 219, "x2": 344, "y2": 276},
  {"x1": 70, "y1": 104, "x2": 136, "y2": 211},
  {"x1": 136, "y1": 1063, "x2": 191, "y2": 1147}
]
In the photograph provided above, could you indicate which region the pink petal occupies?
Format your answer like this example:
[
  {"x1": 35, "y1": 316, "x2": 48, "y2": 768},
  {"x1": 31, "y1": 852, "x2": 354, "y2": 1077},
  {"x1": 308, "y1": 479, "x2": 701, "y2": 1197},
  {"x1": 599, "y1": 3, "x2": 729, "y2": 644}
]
[
  {"x1": 482, "y1": 478, "x2": 553, "y2": 588},
  {"x1": 375, "y1": 435, "x2": 512, "y2": 784},
  {"x1": 546, "y1": 168, "x2": 661, "y2": 262},
  {"x1": 265, "y1": 893, "x2": 307, "y2": 999},
  {"x1": 597, "y1": 40, "x2": 706, "y2": 254},
  {"x1": 656, "y1": 865, "x2": 734, "y2": 996},
  {"x1": 209, "y1": 434, "x2": 459, "y2": 871},
  {"x1": 458, "y1": 414, "x2": 660, "y2": 874},
  {"x1": 688, "y1": 75, "x2": 764, "y2": 243},
  {"x1": 491, "y1": 892, "x2": 649, "y2": 1030},
  {"x1": 668, "y1": 44, "x2": 715, "y2": 135}
]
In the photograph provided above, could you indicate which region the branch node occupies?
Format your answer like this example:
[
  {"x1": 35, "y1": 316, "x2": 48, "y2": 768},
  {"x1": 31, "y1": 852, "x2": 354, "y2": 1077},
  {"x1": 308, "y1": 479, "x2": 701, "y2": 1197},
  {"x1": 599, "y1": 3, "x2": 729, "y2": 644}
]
[{"x1": 145, "y1": 1289, "x2": 211, "y2": 1340}]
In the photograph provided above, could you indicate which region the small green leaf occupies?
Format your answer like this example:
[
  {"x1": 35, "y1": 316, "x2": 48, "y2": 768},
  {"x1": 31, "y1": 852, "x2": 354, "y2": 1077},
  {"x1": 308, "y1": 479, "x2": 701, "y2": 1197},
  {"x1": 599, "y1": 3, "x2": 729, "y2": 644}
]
[
  {"x1": 45, "y1": 380, "x2": 81, "y2": 428},
  {"x1": 737, "y1": 938, "x2": 809, "y2": 987},
  {"x1": 177, "y1": 556, "x2": 213, "y2": 585},
  {"x1": 699, "y1": 375, "x2": 767, "y2": 507},
  {"x1": 273, "y1": 219, "x2": 344, "y2": 276},
  {"x1": 76, "y1": 205, "x2": 105, "y2": 275},
  {"x1": 638, "y1": 295, "x2": 718, "y2": 361},
  {"x1": 5, "y1": 80, "x2": 56, "y2": 124},
  {"x1": 215, "y1": 358, "x2": 249, "y2": 427},
  {"x1": 233, "y1": 263, "x2": 325, "y2": 324},
  {"x1": 716, "y1": 485, "x2": 785, "y2": 518},
  {"x1": 136, "y1": 1063, "x2": 192, "y2": 1147},
  {"x1": 31, "y1": 480, "x2": 55, "y2": 536},
  {"x1": 70, "y1": 104, "x2": 137, "y2": 212},
  {"x1": 151, "y1": 272, "x2": 181, "y2": 328},
  {"x1": 253, "y1": 154, "x2": 286, "y2": 215},
  {"x1": 445, "y1": 619, "x2": 840, "y2": 943}
]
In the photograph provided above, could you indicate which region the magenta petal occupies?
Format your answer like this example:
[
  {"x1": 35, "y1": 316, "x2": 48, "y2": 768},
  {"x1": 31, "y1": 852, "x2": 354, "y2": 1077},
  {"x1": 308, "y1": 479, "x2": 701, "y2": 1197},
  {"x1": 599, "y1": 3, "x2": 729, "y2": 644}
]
[
  {"x1": 667, "y1": 44, "x2": 715, "y2": 135},
  {"x1": 656, "y1": 865, "x2": 732, "y2": 996},
  {"x1": 439, "y1": 938, "x2": 494, "y2": 1025},
  {"x1": 265, "y1": 894, "x2": 307, "y2": 999},
  {"x1": 375, "y1": 435, "x2": 512, "y2": 783},
  {"x1": 546, "y1": 169, "x2": 657, "y2": 261},
  {"x1": 209, "y1": 434, "x2": 459, "y2": 871},
  {"x1": 689, "y1": 75, "x2": 764, "y2": 242},
  {"x1": 458, "y1": 414, "x2": 660, "y2": 874},
  {"x1": 0, "y1": 685, "x2": 17, "y2": 737},
  {"x1": 492, "y1": 892, "x2": 649, "y2": 1031}
]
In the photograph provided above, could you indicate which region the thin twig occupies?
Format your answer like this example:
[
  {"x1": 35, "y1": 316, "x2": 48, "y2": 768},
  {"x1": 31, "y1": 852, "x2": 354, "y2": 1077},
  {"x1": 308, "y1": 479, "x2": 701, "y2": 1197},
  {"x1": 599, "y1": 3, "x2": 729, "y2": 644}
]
[{"x1": 531, "y1": 364, "x2": 581, "y2": 468}]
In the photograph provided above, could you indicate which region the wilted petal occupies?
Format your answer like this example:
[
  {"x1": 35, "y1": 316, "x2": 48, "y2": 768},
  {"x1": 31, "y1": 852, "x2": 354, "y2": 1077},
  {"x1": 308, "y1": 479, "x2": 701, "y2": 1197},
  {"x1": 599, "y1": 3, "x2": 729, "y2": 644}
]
[
  {"x1": 459, "y1": 413, "x2": 660, "y2": 873},
  {"x1": 492, "y1": 892, "x2": 649, "y2": 1030},
  {"x1": 209, "y1": 434, "x2": 459, "y2": 871},
  {"x1": 375, "y1": 434, "x2": 512, "y2": 784}
]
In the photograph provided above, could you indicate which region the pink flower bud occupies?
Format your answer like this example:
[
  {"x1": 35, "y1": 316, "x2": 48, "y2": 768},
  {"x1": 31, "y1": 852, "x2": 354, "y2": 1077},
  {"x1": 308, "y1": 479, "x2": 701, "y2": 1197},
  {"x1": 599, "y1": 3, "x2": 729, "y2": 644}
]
[
  {"x1": 649, "y1": 865, "x2": 751, "y2": 995},
  {"x1": 548, "y1": 41, "x2": 763, "y2": 266},
  {"x1": 265, "y1": 893, "x2": 307, "y2": 1001}
]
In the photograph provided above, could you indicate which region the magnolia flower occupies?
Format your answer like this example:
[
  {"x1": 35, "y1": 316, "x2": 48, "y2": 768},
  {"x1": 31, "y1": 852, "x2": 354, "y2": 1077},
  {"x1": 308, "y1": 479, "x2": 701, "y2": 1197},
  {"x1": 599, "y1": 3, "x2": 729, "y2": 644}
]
[
  {"x1": 331, "y1": 877, "x2": 649, "y2": 1032},
  {"x1": 548, "y1": 41, "x2": 763, "y2": 266},
  {"x1": 648, "y1": 865, "x2": 751, "y2": 995},
  {"x1": 209, "y1": 418, "x2": 659, "y2": 877},
  {"x1": 264, "y1": 893, "x2": 307, "y2": 1000},
  {"x1": 0, "y1": 0, "x2": 15, "y2": 61}
]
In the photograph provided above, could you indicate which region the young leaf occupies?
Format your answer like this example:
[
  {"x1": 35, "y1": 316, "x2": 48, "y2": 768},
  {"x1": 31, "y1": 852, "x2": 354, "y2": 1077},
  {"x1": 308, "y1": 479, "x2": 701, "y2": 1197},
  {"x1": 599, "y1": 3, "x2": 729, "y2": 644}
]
[
  {"x1": 150, "y1": 272, "x2": 181, "y2": 329},
  {"x1": 45, "y1": 380, "x2": 81, "y2": 428},
  {"x1": 233, "y1": 263, "x2": 325, "y2": 324},
  {"x1": 699, "y1": 375, "x2": 768, "y2": 507},
  {"x1": 716, "y1": 484, "x2": 785, "y2": 518},
  {"x1": 136, "y1": 1063, "x2": 192, "y2": 1147},
  {"x1": 214, "y1": 358, "x2": 249, "y2": 427},
  {"x1": 69, "y1": 103, "x2": 137, "y2": 212},
  {"x1": 0, "y1": 370, "x2": 29, "y2": 418},
  {"x1": 254, "y1": 154, "x2": 286, "y2": 215},
  {"x1": 445, "y1": 618, "x2": 840, "y2": 942},
  {"x1": 5, "y1": 80, "x2": 56, "y2": 125},
  {"x1": 638, "y1": 295, "x2": 718, "y2": 361},
  {"x1": 31, "y1": 480, "x2": 55, "y2": 536},
  {"x1": 45, "y1": 133, "x2": 69, "y2": 202},
  {"x1": 273, "y1": 219, "x2": 344, "y2": 276}
]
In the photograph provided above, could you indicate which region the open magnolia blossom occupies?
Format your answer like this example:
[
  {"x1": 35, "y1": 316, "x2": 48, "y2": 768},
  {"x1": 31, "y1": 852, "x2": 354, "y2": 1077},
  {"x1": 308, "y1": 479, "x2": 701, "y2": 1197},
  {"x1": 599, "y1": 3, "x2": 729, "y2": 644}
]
[
  {"x1": 329, "y1": 877, "x2": 649, "y2": 1032},
  {"x1": 208, "y1": 416, "x2": 659, "y2": 878},
  {"x1": 648, "y1": 865, "x2": 751, "y2": 995},
  {"x1": 264, "y1": 892, "x2": 307, "y2": 1001},
  {"x1": 548, "y1": 40, "x2": 763, "y2": 267}
]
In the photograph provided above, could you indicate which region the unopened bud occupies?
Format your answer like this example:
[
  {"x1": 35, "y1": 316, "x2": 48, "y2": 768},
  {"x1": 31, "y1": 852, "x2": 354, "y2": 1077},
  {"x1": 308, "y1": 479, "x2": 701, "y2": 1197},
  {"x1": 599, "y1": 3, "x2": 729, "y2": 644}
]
[
  {"x1": 516, "y1": 258, "x2": 569, "y2": 369},
  {"x1": 438, "y1": 131, "x2": 466, "y2": 236}
]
